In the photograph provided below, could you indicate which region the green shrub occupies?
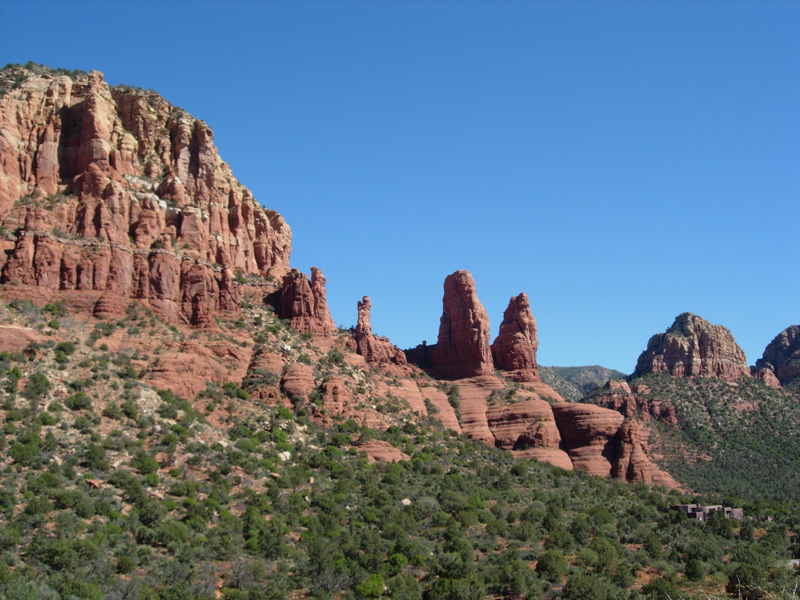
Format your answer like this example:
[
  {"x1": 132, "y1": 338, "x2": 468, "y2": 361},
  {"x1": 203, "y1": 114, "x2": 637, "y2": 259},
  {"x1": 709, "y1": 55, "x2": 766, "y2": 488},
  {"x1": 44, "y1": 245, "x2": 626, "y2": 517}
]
[{"x1": 65, "y1": 391, "x2": 91, "y2": 411}]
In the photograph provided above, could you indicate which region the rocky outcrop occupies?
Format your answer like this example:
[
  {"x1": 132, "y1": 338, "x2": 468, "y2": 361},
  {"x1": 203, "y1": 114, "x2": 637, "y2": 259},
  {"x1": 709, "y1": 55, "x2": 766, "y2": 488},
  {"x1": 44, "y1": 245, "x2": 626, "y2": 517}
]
[
  {"x1": 589, "y1": 379, "x2": 678, "y2": 425},
  {"x1": 272, "y1": 267, "x2": 335, "y2": 336},
  {"x1": 428, "y1": 270, "x2": 494, "y2": 379},
  {"x1": 0, "y1": 66, "x2": 291, "y2": 324},
  {"x1": 487, "y1": 398, "x2": 573, "y2": 470},
  {"x1": 756, "y1": 326, "x2": 800, "y2": 386},
  {"x1": 280, "y1": 363, "x2": 316, "y2": 399},
  {"x1": 491, "y1": 293, "x2": 539, "y2": 382},
  {"x1": 612, "y1": 419, "x2": 679, "y2": 487},
  {"x1": 355, "y1": 296, "x2": 406, "y2": 365},
  {"x1": 634, "y1": 313, "x2": 750, "y2": 381},
  {"x1": 356, "y1": 440, "x2": 410, "y2": 464},
  {"x1": 551, "y1": 403, "x2": 624, "y2": 477},
  {"x1": 754, "y1": 367, "x2": 781, "y2": 390}
]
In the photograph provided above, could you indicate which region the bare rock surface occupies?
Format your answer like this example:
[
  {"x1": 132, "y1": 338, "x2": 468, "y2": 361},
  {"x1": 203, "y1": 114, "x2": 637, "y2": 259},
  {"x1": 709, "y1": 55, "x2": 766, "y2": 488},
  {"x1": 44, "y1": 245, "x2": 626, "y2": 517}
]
[
  {"x1": 756, "y1": 325, "x2": 800, "y2": 385},
  {"x1": 273, "y1": 268, "x2": 335, "y2": 336},
  {"x1": 0, "y1": 67, "x2": 291, "y2": 324},
  {"x1": 491, "y1": 293, "x2": 540, "y2": 382},
  {"x1": 430, "y1": 270, "x2": 494, "y2": 379},
  {"x1": 634, "y1": 312, "x2": 750, "y2": 381},
  {"x1": 357, "y1": 440, "x2": 410, "y2": 463},
  {"x1": 612, "y1": 419, "x2": 680, "y2": 487},
  {"x1": 551, "y1": 403, "x2": 624, "y2": 477},
  {"x1": 355, "y1": 296, "x2": 406, "y2": 365}
]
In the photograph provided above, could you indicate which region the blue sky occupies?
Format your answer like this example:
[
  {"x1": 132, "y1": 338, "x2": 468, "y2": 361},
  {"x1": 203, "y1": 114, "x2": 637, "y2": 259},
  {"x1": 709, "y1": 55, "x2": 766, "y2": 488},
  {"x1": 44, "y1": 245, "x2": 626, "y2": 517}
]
[{"x1": 2, "y1": 1, "x2": 798, "y2": 372}]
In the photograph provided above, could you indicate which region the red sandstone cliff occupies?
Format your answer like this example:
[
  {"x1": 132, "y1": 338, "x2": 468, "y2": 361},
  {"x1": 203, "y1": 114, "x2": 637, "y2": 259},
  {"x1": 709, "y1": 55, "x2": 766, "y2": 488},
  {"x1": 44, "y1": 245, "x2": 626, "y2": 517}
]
[
  {"x1": 634, "y1": 313, "x2": 750, "y2": 381},
  {"x1": 272, "y1": 267, "x2": 336, "y2": 337},
  {"x1": 0, "y1": 66, "x2": 291, "y2": 324}
]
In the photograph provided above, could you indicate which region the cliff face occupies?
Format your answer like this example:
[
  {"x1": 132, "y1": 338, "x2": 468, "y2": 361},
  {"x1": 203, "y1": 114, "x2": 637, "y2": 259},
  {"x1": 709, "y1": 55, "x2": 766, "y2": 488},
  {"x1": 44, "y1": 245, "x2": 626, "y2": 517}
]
[
  {"x1": 634, "y1": 313, "x2": 750, "y2": 381},
  {"x1": 756, "y1": 325, "x2": 800, "y2": 386},
  {"x1": 0, "y1": 67, "x2": 291, "y2": 324}
]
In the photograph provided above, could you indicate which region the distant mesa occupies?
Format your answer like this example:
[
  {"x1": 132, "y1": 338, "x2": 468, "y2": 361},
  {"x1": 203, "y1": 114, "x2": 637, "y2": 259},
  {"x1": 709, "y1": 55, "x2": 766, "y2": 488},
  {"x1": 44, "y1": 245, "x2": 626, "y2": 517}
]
[{"x1": 633, "y1": 312, "x2": 750, "y2": 381}]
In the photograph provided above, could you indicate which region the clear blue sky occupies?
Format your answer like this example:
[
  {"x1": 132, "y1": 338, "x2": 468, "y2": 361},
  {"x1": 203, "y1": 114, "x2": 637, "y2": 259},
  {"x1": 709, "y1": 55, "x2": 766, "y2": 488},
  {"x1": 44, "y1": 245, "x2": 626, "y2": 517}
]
[{"x1": 2, "y1": 1, "x2": 798, "y2": 372}]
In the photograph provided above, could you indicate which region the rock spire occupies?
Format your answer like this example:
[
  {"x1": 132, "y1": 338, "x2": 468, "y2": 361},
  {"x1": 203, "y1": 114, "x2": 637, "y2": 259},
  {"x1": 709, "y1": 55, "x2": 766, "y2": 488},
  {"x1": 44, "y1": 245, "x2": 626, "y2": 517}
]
[
  {"x1": 491, "y1": 292, "x2": 540, "y2": 382},
  {"x1": 430, "y1": 270, "x2": 494, "y2": 379}
]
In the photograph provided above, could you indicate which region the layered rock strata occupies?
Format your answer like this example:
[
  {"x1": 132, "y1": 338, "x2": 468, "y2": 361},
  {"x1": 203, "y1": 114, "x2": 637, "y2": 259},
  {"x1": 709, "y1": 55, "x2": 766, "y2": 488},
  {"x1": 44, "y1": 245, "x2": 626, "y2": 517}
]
[
  {"x1": 0, "y1": 67, "x2": 291, "y2": 324},
  {"x1": 491, "y1": 292, "x2": 540, "y2": 382},
  {"x1": 634, "y1": 313, "x2": 750, "y2": 381},
  {"x1": 756, "y1": 325, "x2": 800, "y2": 386}
]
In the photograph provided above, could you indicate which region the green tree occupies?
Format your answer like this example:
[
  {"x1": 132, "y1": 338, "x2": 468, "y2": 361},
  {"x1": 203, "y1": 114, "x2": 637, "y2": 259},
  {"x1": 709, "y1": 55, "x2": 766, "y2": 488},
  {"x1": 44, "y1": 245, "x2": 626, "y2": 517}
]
[
  {"x1": 535, "y1": 549, "x2": 568, "y2": 582},
  {"x1": 23, "y1": 372, "x2": 50, "y2": 413}
]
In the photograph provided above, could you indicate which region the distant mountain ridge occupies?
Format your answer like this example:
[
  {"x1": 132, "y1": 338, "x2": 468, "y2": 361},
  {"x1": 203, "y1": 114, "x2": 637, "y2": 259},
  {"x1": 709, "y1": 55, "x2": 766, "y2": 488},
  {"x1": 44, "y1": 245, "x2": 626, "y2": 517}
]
[{"x1": 539, "y1": 365, "x2": 626, "y2": 402}]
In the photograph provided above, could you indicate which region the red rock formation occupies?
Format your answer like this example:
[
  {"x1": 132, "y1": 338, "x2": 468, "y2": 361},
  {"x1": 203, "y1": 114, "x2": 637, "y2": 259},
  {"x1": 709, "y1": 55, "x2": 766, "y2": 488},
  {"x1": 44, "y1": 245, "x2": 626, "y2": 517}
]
[
  {"x1": 491, "y1": 293, "x2": 540, "y2": 382},
  {"x1": 754, "y1": 367, "x2": 781, "y2": 390},
  {"x1": 756, "y1": 325, "x2": 800, "y2": 386},
  {"x1": 430, "y1": 270, "x2": 494, "y2": 379},
  {"x1": 92, "y1": 292, "x2": 129, "y2": 320},
  {"x1": 487, "y1": 398, "x2": 572, "y2": 469},
  {"x1": 146, "y1": 341, "x2": 251, "y2": 400},
  {"x1": 280, "y1": 363, "x2": 316, "y2": 399},
  {"x1": 0, "y1": 66, "x2": 291, "y2": 324},
  {"x1": 634, "y1": 313, "x2": 750, "y2": 381},
  {"x1": 612, "y1": 420, "x2": 679, "y2": 487},
  {"x1": 356, "y1": 440, "x2": 410, "y2": 464},
  {"x1": 551, "y1": 403, "x2": 624, "y2": 477},
  {"x1": 355, "y1": 296, "x2": 406, "y2": 365},
  {"x1": 273, "y1": 268, "x2": 335, "y2": 336},
  {"x1": 589, "y1": 379, "x2": 678, "y2": 425}
]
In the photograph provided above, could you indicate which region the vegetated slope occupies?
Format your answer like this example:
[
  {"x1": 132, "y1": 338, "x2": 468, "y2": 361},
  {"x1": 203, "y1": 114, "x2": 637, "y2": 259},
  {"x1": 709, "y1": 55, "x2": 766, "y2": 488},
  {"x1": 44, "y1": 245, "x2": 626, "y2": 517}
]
[
  {"x1": 585, "y1": 373, "x2": 800, "y2": 502},
  {"x1": 0, "y1": 302, "x2": 799, "y2": 600},
  {"x1": 539, "y1": 366, "x2": 626, "y2": 402}
]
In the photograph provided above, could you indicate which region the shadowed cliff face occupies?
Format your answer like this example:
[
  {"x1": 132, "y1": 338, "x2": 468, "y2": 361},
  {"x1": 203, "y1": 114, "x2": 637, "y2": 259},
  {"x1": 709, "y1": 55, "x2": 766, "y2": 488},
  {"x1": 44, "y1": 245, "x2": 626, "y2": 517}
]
[
  {"x1": 634, "y1": 312, "x2": 750, "y2": 381},
  {"x1": 0, "y1": 67, "x2": 291, "y2": 325},
  {"x1": 757, "y1": 325, "x2": 800, "y2": 386}
]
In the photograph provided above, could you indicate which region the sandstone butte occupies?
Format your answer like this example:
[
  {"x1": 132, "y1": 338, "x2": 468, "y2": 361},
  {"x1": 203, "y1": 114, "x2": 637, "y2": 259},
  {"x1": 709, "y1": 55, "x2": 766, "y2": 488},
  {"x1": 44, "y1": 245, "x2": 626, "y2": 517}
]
[
  {"x1": 634, "y1": 312, "x2": 751, "y2": 381},
  {"x1": 0, "y1": 66, "x2": 677, "y2": 485}
]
